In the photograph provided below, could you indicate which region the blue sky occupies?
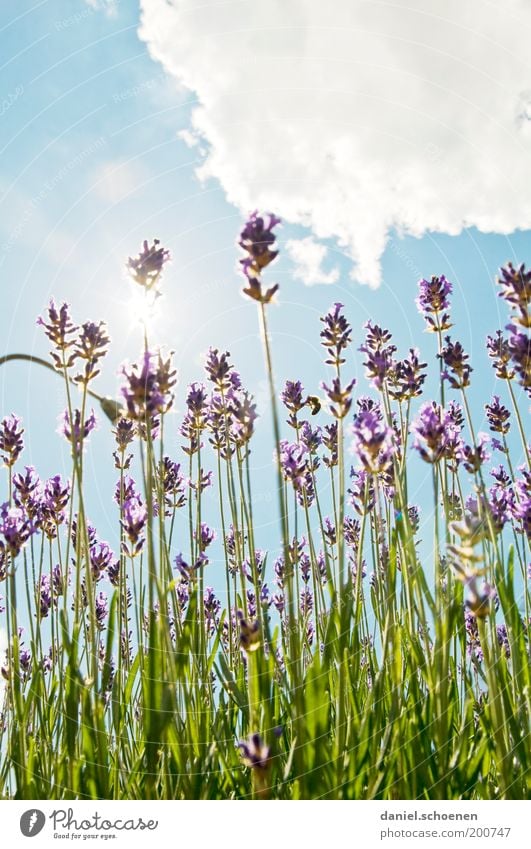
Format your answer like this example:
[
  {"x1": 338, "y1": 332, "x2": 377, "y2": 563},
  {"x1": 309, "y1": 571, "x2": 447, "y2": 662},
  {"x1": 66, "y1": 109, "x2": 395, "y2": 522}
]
[{"x1": 0, "y1": 1, "x2": 529, "y2": 578}]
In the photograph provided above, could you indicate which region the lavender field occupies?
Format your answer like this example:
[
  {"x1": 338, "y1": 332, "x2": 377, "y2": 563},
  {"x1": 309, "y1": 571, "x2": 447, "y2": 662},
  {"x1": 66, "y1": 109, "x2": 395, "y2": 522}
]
[{"x1": 0, "y1": 214, "x2": 529, "y2": 800}]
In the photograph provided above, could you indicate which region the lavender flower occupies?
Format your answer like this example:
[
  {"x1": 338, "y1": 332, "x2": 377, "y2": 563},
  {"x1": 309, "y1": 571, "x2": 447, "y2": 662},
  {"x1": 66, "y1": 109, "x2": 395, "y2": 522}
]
[
  {"x1": 0, "y1": 503, "x2": 35, "y2": 556},
  {"x1": 351, "y1": 409, "x2": 395, "y2": 474},
  {"x1": 359, "y1": 321, "x2": 396, "y2": 390},
  {"x1": 459, "y1": 433, "x2": 491, "y2": 474},
  {"x1": 416, "y1": 275, "x2": 453, "y2": 331},
  {"x1": 439, "y1": 336, "x2": 472, "y2": 389},
  {"x1": 159, "y1": 457, "x2": 186, "y2": 514},
  {"x1": 95, "y1": 592, "x2": 108, "y2": 630},
  {"x1": 497, "y1": 262, "x2": 531, "y2": 327},
  {"x1": 486, "y1": 330, "x2": 514, "y2": 380},
  {"x1": 120, "y1": 350, "x2": 176, "y2": 422},
  {"x1": 506, "y1": 323, "x2": 531, "y2": 394},
  {"x1": 320, "y1": 302, "x2": 352, "y2": 367},
  {"x1": 237, "y1": 609, "x2": 261, "y2": 653},
  {"x1": 37, "y1": 300, "x2": 78, "y2": 369},
  {"x1": 89, "y1": 540, "x2": 115, "y2": 580},
  {"x1": 60, "y1": 408, "x2": 97, "y2": 457},
  {"x1": 237, "y1": 732, "x2": 271, "y2": 771},
  {"x1": 204, "y1": 347, "x2": 236, "y2": 391},
  {"x1": 239, "y1": 211, "x2": 280, "y2": 303},
  {"x1": 388, "y1": 348, "x2": 427, "y2": 401},
  {"x1": 74, "y1": 320, "x2": 110, "y2": 385},
  {"x1": 322, "y1": 422, "x2": 338, "y2": 468},
  {"x1": 174, "y1": 552, "x2": 208, "y2": 582},
  {"x1": 348, "y1": 467, "x2": 375, "y2": 514},
  {"x1": 485, "y1": 396, "x2": 511, "y2": 434},
  {"x1": 321, "y1": 376, "x2": 356, "y2": 419},
  {"x1": 127, "y1": 238, "x2": 170, "y2": 294},
  {"x1": 37, "y1": 574, "x2": 52, "y2": 618},
  {"x1": 0, "y1": 414, "x2": 24, "y2": 467},
  {"x1": 121, "y1": 497, "x2": 147, "y2": 557},
  {"x1": 410, "y1": 402, "x2": 454, "y2": 464}
]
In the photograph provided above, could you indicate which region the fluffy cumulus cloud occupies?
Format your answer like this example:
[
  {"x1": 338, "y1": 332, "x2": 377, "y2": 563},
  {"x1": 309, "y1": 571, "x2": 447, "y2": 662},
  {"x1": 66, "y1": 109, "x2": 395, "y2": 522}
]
[
  {"x1": 138, "y1": 0, "x2": 531, "y2": 287},
  {"x1": 286, "y1": 237, "x2": 339, "y2": 286}
]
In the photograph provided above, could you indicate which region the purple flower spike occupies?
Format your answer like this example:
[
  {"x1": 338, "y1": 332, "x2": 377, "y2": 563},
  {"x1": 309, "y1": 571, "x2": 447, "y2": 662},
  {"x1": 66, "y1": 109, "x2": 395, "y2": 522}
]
[
  {"x1": 506, "y1": 323, "x2": 531, "y2": 395},
  {"x1": 439, "y1": 336, "x2": 472, "y2": 389},
  {"x1": 121, "y1": 497, "x2": 147, "y2": 557},
  {"x1": 74, "y1": 320, "x2": 110, "y2": 385},
  {"x1": 416, "y1": 275, "x2": 453, "y2": 331},
  {"x1": 486, "y1": 330, "x2": 514, "y2": 381},
  {"x1": 459, "y1": 433, "x2": 491, "y2": 474},
  {"x1": 121, "y1": 349, "x2": 177, "y2": 422},
  {"x1": 497, "y1": 262, "x2": 531, "y2": 328},
  {"x1": 410, "y1": 401, "x2": 454, "y2": 464},
  {"x1": 127, "y1": 238, "x2": 170, "y2": 294},
  {"x1": 0, "y1": 503, "x2": 35, "y2": 557},
  {"x1": 320, "y1": 302, "x2": 352, "y2": 367},
  {"x1": 321, "y1": 376, "x2": 356, "y2": 419},
  {"x1": 60, "y1": 408, "x2": 97, "y2": 457},
  {"x1": 37, "y1": 300, "x2": 78, "y2": 369},
  {"x1": 351, "y1": 409, "x2": 396, "y2": 474},
  {"x1": 0, "y1": 414, "x2": 24, "y2": 468},
  {"x1": 485, "y1": 396, "x2": 511, "y2": 434},
  {"x1": 237, "y1": 732, "x2": 271, "y2": 771},
  {"x1": 239, "y1": 211, "x2": 281, "y2": 303}
]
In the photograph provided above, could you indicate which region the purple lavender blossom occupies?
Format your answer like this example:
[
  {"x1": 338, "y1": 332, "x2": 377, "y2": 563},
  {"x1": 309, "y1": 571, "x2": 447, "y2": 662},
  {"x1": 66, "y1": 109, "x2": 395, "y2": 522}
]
[
  {"x1": 320, "y1": 302, "x2": 352, "y2": 367},
  {"x1": 299, "y1": 420, "x2": 322, "y2": 454},
  {"x1": 74, "y1": 320, "x2": 110, "y2": 385},
  {"x1": 204, "y1": 348, "x2": 235, "y2": 390},
  {"x1": 174, "y1": 552, "x2": 208, "y2": 582},
  {"x1": 321, "y1": 376, "x2": 356, "y2": 419},
  {"x1": 359, "y1": 321, "x2": 396, "y2": 390},
  {"x1": 239, "y1": 211, "x2": 280, "y2": 303},
  {"x1": 37, "y1": 300, "x2": 78, "y2": 369},
  {"x1": 351, "y1": 409, "x2": 395, "y2": 474},
  {"x1": 95, "y1": 592, "x2": 108, "y2": 630},
  {"x1": 121, "y1": 497, "x2": 147, "y2": 557},
  {"x1": 279, "y1": 441, "x2": 308, "y2": 490},
  {"x1": 0, "y1": 415, "x2": 24, "y2": 467},
  {"x1": 0, "y1": 503, "x2": 35, "y2": 557},
  {"x1": 159, "y1": 457, "x2": 186, "y2": 513},
  {"x1": 497, "y1": 262, "x2": 531, "y2": 328},
  {"x1": 506, "y1": 323, "x2": 530, "y2": 394},
  {"x1": 486, "y1": 330, "x2": 514, "y2": 381},
  {"x1": 485, "y1": 396, "x2": 511, "y2": 434},
  {"x1": 389, "y1": 348, "x2": 427, "y2": 401},
  {"x1": 348, "y1": 467, "x2": 375, "y2": 514},
  {"x1": 410, "y1": 402, "x2": 454, "y2": 464},
  {"x1": 439, "y1": 337, "x2": 472, "y2": 389},
  {"x1": 127, "y1": 238, "x2": 170, "y2": 293},
  {"x1": 60, "y1": 408, "x2": 97, "y2": 457},
  {"x1": 90, "y1": 540, "x2": 115, "y2": 580},
  {"x1": 416, "y1": 275, "x2": 453, "y2": 330},
  {"x1": 237, "y1": 732, "x2": 271, "y2": 771},
  {"x1": 322, "y1": 422, "x2": 338, "y2": 468},
  {"x1": 459, "y1": 433, "x2": 491, "y2": 474},
  {"x1": 120, "y1": 350, "x2": 176, "y2": 422},
  {"x1": 37, "y1": 574, "x2": 52, "y2": 618}
]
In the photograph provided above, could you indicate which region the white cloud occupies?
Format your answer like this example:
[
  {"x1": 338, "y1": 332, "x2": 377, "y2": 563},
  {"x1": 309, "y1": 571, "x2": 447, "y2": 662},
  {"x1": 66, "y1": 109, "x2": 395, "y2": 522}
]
[
  {"x1": 138, "y1": 0, "x2": 531, "y2": 287},
  {"x1": 286, "y1": 237, "x2": 339, "y2": 286}
]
